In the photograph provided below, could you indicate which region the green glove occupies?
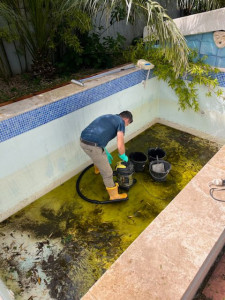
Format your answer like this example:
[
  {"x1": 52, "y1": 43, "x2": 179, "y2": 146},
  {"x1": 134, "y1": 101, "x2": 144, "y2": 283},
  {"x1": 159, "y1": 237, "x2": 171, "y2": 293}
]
[
  {"x1": 118, "y1": 153, "x2": 128, "y2": 162},
  {"x1": 104, "y1": 148, "x2": 113, "y2": 164}
]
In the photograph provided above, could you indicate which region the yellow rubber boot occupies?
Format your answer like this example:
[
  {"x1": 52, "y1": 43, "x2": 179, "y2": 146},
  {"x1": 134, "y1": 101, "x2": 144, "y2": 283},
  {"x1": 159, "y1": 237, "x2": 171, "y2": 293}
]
[
  {"x1": 94, "y1": 165, "x2": 100, "y2": 174},
  {"x1": 106, "y1": 183, "x2": 128, "y2": 201}
]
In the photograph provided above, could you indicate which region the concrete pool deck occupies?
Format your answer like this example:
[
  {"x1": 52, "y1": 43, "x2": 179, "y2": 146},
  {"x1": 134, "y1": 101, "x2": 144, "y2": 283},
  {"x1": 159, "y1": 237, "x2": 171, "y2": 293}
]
[{"x1": 82, "y1": 145, "x2": 225, "y2": 300}]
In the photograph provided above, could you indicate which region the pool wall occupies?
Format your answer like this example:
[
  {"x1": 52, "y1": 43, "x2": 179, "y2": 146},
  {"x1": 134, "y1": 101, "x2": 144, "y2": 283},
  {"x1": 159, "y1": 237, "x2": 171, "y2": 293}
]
[{"x1": 158, "y1": 81, "x2": 225, "y2": 143}]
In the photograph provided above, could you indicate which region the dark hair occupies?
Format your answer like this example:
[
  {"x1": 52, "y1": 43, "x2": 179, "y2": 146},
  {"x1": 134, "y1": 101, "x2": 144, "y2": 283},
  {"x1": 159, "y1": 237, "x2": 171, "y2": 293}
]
[{"x1": 119, "y1": 111, "x2": 133, "y2": 123}]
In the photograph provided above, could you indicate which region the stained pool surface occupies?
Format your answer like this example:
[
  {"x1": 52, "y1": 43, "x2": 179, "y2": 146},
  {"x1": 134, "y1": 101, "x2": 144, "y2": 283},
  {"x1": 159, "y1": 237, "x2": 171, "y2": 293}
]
[{"x1": 0, "y1": 123, "x2": 220, "y2": 300}]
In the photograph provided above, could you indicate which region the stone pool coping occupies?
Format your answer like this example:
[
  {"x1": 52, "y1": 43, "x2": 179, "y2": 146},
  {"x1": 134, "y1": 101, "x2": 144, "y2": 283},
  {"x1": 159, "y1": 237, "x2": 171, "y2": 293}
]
[
  {"x1": 82, "y1": 143, "x2": 225, "y2": 299},
  {"x1": 0, "y1": 64, "x2": 138, "y2": 122},
  {"x1": 173, "y1": 7, "x2": 225, "y2": 37}
]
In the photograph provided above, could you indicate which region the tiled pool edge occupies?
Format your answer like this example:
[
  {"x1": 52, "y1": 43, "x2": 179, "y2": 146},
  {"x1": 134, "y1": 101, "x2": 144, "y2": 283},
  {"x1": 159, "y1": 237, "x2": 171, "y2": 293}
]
[
  {"x1": 0, "y1": 68, "x2": 149, "y2": 143},
  {"x1": 82, "y1": 146, "x2": 225, "y2": 300}
]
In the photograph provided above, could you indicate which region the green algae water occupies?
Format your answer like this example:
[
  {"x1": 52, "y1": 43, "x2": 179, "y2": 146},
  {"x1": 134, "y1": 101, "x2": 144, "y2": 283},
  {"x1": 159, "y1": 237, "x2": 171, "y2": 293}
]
[{"x1": 0, "y1": 123, "x2": 220, "y2": 299}]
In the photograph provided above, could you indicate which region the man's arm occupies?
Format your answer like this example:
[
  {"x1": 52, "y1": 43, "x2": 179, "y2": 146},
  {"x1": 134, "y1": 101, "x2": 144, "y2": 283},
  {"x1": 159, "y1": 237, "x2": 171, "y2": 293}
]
[{"x1": 117, "y1": 131, "x2": 125, "y2": 155}]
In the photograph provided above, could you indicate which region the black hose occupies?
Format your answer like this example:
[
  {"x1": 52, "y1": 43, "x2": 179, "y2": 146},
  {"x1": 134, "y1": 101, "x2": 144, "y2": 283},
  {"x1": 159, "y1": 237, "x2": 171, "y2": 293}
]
[
  {"x1": 76, "y1": 164, "x2": 127, "y2": 204},
  {"x1": 209, "y1": 187, "x2": 225, "y2": 202}
]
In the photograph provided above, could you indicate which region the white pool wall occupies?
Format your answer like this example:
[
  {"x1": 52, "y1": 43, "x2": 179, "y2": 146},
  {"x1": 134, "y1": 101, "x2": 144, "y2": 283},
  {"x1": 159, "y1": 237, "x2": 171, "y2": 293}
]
[{"x1": 157, "y1": 80, "x2": 225, "y2": 143}]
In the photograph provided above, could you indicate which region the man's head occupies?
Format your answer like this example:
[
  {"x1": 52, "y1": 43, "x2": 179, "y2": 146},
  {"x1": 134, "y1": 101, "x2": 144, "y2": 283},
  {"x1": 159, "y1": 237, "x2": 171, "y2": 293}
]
[{"x1": 119, "y1": 111, "x2": 133, "y2": 127}]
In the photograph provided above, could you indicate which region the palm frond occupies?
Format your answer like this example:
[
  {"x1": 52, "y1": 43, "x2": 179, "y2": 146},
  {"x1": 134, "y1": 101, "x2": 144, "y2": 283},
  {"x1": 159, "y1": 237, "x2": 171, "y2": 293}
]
[
  {"x1": 135, "y1": 0, "x2": 189, "y2": 75},
  {"x1": 81, "y1": 0, "x2": 189, "y2": 76}
]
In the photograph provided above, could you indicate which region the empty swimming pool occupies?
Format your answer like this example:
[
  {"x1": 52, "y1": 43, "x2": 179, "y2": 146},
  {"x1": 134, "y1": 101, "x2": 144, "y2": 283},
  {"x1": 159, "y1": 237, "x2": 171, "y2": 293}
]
[{"x1": 0, "y1": 123, "x2": 220, "y2": 299}]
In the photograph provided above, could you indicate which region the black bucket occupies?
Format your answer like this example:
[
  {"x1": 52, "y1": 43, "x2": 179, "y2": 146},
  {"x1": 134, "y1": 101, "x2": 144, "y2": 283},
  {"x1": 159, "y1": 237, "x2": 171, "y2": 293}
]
[
  {"x1": 148, "y1": 147, "x2": 166, "y2": 162},
  {"x1": 129, "y1": 152, "x2": 147, "y2": 172},
  {"x1": 149, "y1": 159, "x2": 171, "y2": 182}
]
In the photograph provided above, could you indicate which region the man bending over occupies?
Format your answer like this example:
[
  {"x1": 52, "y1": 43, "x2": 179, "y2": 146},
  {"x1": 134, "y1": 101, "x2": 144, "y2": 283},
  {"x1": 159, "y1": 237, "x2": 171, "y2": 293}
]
[{"x1": 80, "y1": 111, "x2": 133, "y2": 201}]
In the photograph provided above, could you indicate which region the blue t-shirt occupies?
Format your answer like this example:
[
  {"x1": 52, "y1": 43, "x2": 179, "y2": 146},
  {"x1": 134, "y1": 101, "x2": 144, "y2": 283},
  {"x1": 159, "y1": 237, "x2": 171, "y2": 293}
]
[{"x1": 81, "y1": 114, "x2": 125, "y2": 148}]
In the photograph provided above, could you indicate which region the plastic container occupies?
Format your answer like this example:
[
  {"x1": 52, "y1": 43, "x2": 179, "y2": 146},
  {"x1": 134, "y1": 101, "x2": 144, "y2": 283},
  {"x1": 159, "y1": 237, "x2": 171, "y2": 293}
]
[
  {"x1": 129, "y1": 152, "x2": 148, "y2": 172},
  {"x1": 149, "y1": 160, "x2": 171, "y2": 182},
  {"x1": 116, "y1": 161, "x2": 134, "y2": 175},
  {"x1": 115, "y1": 161, "x2": 136, "y2": 190},
  {"x1": 148, "y1": 147, "x2": 166, "y2": 162}
]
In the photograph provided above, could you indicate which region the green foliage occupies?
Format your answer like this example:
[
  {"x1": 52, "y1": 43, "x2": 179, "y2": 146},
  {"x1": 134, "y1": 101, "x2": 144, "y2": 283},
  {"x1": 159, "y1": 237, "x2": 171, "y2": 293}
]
[
  {"x1": 126, "y1": 40, "x2": 224, "y2": 111},
  {"x1": 0, "y1": 0, "x2": 91, "y2": 77},
  {"x1": 59, "y1": 8, "x2": 92, "y2": 53},
  {"x1": 110, "y1": 3, "x2": 128, "y2": 24},
  {"x1": 83, "y1": 32, "x2": 126, "y2": 68},
  {"x1": 56, "y1": 30, "x2": 127, "y2": 73},
  {"x1": 0, "y1": 27, "x2": 18, "y2": 42}
]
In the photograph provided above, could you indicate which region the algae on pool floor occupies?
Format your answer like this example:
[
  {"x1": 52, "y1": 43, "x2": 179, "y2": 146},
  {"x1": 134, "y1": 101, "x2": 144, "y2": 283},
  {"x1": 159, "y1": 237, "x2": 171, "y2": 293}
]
[{"x1": 0, "y1": 123, "x2": 219, "y2": 300}]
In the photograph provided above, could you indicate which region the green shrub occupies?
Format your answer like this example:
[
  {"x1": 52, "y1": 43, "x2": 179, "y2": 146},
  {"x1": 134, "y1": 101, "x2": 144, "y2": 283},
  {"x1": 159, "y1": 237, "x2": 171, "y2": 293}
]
[{"x1": 55, "y1": 30, "x2": 127, "y2": 73}]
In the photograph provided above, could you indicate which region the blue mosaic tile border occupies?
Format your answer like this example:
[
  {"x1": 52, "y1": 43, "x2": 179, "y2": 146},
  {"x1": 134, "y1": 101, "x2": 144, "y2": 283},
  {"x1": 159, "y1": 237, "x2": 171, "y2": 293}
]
[
  {"x1": 185, "y1": 72, "x2": 225, "y2": 88},
  {"x1": 211, "y1": 72, "x2": 225, "y2": 88},
  {"x1": 0, "y1": 70, "x2": 150, "y2": 143}
]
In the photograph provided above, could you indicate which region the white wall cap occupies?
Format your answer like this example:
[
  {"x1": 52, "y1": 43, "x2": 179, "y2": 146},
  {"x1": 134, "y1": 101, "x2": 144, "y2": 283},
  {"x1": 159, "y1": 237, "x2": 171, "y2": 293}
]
[{"x1": 173, "y1": 8, "x2": 225, "y2": 36}]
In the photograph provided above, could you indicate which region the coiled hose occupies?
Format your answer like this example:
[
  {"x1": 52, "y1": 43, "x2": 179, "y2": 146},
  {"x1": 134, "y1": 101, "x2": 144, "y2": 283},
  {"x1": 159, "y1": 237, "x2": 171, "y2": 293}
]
[{"x1": 76, "y1": 164, "x2": 127, "y2": 204}]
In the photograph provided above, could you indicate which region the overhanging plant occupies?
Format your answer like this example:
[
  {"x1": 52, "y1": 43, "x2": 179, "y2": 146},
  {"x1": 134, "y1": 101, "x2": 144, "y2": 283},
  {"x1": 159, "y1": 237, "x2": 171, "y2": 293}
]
[{"x1": 126, "y1": 40, "x2": 224, "y2": 111}]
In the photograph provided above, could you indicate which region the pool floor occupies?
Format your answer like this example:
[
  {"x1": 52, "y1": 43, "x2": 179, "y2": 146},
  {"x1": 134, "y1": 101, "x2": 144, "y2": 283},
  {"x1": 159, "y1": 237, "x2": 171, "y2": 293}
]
[{"x1": 0, "y1": 123, "x2": 220, "y2": 299}]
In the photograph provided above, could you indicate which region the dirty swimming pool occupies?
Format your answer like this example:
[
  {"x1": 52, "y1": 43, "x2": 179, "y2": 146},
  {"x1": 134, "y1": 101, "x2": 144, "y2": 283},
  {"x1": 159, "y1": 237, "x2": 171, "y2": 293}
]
[{"x1": 0, "y1": 123, "x2": 219, "y2": 300}]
